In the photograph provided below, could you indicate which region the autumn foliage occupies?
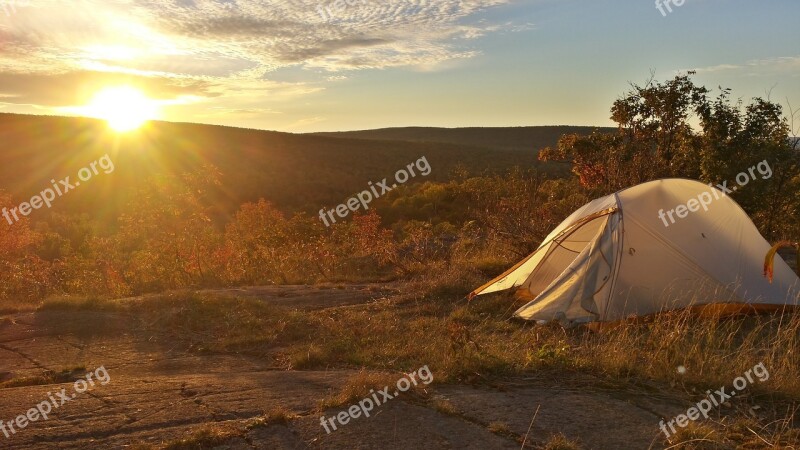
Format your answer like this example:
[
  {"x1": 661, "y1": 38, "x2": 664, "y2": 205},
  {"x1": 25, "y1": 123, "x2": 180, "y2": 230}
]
[{"x1": 1, "y1": 75, "x2": 797, "y2": 304}]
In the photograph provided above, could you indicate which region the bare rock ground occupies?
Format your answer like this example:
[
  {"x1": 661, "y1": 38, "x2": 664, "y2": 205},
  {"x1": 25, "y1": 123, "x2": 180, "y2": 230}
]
[{"x1": 0, "y1": 285, "x2": 689, "y2": 449}]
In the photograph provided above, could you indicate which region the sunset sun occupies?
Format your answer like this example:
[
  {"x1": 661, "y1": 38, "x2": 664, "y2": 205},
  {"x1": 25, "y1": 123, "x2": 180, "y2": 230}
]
[{"x1": 85, "y1": 86, "x2": 159, "y2": 132}]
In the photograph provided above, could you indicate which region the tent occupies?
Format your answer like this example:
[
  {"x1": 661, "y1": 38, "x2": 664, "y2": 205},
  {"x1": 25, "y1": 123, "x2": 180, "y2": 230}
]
[{"x1": 470, "y1": 179, "x2": 800, "y2": 325}]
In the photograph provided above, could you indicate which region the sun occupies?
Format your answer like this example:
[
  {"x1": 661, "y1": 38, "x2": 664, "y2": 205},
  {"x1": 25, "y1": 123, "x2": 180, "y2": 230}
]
[{"x1": 85, "y1": 86, "x2": 159, "y2": 132}]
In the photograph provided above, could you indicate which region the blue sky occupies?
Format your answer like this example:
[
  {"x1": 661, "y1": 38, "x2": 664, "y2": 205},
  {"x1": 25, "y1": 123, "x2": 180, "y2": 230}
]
[{"x1": 0, "y1": 0, "x2": 797, "y2": 132}]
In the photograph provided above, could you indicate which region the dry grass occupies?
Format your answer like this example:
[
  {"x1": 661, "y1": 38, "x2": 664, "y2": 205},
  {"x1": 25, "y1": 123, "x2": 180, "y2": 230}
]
[
  {"x1": 125, "y1": 422, "x2": 243, "y2": 450},
  {"x1": 487, "y1": 421, "x2": 513, "y2": 435},
  {"x1": 663, "y1": 414, "x2": 800, "y2": 448},
  {"x1": 0, "y1": 366, "x2": 87, "y2": 388},
  {"x1": 538, "y1": 433, "x2": 583, "y2": 450},
  {"x1": 246, "y1": 406, "x2": 299, "y2": 429},
  {"x1": 34, "y1": 278, "x2": 800, "y2": 446},
  {"x1": 289, "y1": 343, "x2": 333, "y2": 370},
  {"x1": 664, "y1": 421, "x2": 726, "y2": 449},
  {"x1": 34, "y1": 289, "x2": 800, "y2": 397},
  {"x1": 35, "y1": 288, "x2": 800, "y2": 385},
  {"x1": 134, "y1": 410, "x2": 298, "y2": 450},
  {"x1": 318, "y1": 369, "x2": 413, "y2": 411},
  {"x1": 577, "y1": 308, "x2": 800, "y2": 399},
  {"x1": 431, "y1": 397, "x2": 459, "y2": 415},
  {"x1": 160, "y1": 426, "x2": 238, "y2": 450}
]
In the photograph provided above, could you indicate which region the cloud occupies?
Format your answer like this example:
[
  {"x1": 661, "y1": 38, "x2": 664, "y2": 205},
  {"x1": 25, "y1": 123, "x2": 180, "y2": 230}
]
[
  {"x1": 0, "y1": 70, "x2": 213, "y2": 106},
  {"x1": 0, "y1": 0, "x2": 524, "y2": 123},
  {"x1": 688, "y1": 56, "x2": 800, "y2": 75},
  {"x1": 2, "y1": 0, "x2": 517, "y2": 73}
]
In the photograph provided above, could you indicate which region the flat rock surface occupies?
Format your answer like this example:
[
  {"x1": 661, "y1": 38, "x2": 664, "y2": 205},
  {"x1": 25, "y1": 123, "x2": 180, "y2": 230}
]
[{"x1": 0, "y1": 285, "x2": 691, "y2": 449}]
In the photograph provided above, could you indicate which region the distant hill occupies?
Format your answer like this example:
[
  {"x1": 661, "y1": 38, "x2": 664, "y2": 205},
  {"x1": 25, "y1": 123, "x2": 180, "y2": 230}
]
[
  {"x1": 311, "y1": 126, "x2": 615, "y2": 153},
  {"x1": 0, "y1": 114, "x2": 568, "y2": 222}
]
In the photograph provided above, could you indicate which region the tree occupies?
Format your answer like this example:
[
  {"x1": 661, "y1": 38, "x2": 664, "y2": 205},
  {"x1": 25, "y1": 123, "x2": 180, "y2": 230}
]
[
  {"x1": 0, "y1": 192, "x2": 52, "y2": 301},
  {"x1": 224, "y1": 199, "x2": 295, "y2": 284},
  {"x1": 540, "y1": 74, "x2": 800, "y2": 239},
  {"x1": 116, "y1": 166, "x2": 224, "y2": 292}
]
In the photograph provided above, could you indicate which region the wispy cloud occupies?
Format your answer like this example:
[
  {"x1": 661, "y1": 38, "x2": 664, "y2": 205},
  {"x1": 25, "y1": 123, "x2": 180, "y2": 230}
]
[
  {"x1": 688, "y1": 56, "x2": 800, "y2": 75},
  {"x1": 0, "y1": 0, "x2": 523, "y2": 122}
]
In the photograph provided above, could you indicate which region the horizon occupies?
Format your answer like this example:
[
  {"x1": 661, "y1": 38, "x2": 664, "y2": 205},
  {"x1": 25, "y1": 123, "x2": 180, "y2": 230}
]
[
  {"x1": 0, "y1": 111, "x2": 613, "y2": 134},
  {"x1": 0, "y1": 0, "x2": 797, "y2": 133}
]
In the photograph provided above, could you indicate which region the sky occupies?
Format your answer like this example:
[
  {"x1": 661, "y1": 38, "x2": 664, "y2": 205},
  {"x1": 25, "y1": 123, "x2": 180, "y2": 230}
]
[{"x1": 0, "y1": 0, "x2": 798, "y2": 132}]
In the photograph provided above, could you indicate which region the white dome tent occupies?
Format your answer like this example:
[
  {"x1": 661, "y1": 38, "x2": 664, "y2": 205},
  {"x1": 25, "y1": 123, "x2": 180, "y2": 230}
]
[{"x1": 470, "y1": 179, "x2": 800, "y2": 325}]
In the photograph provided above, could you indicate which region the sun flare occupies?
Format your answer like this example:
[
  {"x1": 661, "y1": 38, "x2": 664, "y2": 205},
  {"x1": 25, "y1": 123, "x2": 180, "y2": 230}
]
[{"x1": 85, "y1": 86, "x2": 159, "y2": 132}]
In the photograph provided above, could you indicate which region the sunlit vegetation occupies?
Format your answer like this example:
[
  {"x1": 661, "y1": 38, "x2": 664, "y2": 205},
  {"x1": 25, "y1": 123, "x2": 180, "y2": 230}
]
[
  {"x1": 2, "y1": 76, "x2": 798, "y2": 309},
  {"x1": 0, "y1": 366, "x2": 87, "y2": 388},
  {"x1": 0, "y1": 165, "x2": 590, "y2": 307}
]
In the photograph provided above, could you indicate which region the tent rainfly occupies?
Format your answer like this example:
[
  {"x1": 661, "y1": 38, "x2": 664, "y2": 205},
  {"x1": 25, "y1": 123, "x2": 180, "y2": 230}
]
[{"x1": 470, "y1": 179, "x2": 800, "y2": 325}]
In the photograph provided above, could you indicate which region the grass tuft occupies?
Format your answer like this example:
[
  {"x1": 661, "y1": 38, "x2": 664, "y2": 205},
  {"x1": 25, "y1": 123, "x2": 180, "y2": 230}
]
[
  {"x1": 538, "y1": 433, "x2": 583, "y2": 450},
  {"x1": 0, "y1": 366, "x2": 87, "y2": 389},
  {"x1": 246, "y1": 406, "x2": 298, "y2": 429},
  {"x1": 161, "y1": 424, "x2": 239, "y2": 450},
  {"x1": 318, "y1": 370, "x2": 404, "y2": 411}
]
